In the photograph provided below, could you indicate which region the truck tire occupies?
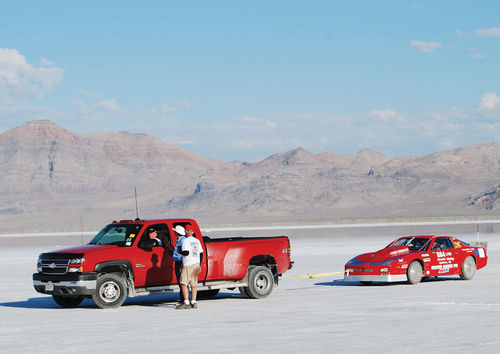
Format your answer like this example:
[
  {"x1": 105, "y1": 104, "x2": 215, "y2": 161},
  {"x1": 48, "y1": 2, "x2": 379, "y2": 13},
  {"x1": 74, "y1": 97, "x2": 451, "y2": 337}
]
[
  {"x1": 245, "y1": 266, "x2": 274, "y2": 299},
  {"x1": 52, "y1": 295, "x2": 84, "y2": 308},
  {"x1": 238, "y1": 286, "x2": 251, "y2": 298},
  {"x1": 92, "y1": 273, "x2": 128, "y2": 309},
  {"x1": 198, "y1": 289, "x2": 220, "y2": 299}
]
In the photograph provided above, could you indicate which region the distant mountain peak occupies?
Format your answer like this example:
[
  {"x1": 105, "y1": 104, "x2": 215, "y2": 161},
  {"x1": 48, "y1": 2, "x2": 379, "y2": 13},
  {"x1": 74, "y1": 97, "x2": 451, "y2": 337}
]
[{"x1": 0, "y1": 119, "x2": 81, "y2": 143}]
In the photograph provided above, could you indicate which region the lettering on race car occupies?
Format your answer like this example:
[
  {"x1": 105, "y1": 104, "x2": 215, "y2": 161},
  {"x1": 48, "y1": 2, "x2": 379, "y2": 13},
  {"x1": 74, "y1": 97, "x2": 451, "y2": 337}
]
[
  {"x1": 423, "y1": 258, "x2": 431, "y2": 262},
  {"x1": 431, "y1": 264, "x2": 458, "y2": 271}
]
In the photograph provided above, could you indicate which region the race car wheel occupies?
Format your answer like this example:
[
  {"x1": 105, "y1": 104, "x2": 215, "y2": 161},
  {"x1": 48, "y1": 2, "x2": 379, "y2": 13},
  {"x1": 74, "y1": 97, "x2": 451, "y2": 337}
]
[
  {"x1": 52, "y1": 295, "x2": 84, "y2": 308},
  {"x1": 460, "y1": 256, "x2": 476, "y2": 280},
  {"x1": 406, "y1": 261, "x2": 423, "y2": 285},
  {"x1": 245, "y1": 266, "x2": 274, "y2": 299},
  {"x1": 92, "y1": 273, "x2": 128, "y2": 309}
]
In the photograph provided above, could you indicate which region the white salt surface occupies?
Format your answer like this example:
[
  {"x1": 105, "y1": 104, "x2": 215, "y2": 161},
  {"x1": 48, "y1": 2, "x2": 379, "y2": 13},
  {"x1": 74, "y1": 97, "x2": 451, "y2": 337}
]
[{"x1": 1, "y1": 231, "x2": 499, "y2": 353}]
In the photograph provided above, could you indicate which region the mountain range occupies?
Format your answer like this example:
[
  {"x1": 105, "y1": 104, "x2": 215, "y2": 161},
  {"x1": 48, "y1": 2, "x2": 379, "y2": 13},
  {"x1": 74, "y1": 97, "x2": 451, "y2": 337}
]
[{"x1": 1, "y1": 120, "x2": 499, "y2": 232}]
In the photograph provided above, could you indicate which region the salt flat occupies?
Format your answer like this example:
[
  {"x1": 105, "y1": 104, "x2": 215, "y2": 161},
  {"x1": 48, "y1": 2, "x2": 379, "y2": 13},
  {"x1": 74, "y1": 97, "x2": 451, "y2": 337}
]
[{"x1": 0, "y1": 228, "x2": 499, "y2": 354}]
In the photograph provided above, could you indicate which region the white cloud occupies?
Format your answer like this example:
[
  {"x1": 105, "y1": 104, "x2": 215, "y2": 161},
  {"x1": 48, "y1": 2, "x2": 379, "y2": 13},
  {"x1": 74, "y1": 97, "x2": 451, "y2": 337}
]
[
  {"x1": 480, "y1": 92, "x2": 500, "y2": 110},
  {"x1": 0, "y1": 48, "x2": 63, "y2": 101},
  {"x1": 410, "y1": 40, "x2": 443, "y2": 53},
  {"x1": 161, "y1": 101, "x2": 191, "y2": 114},
  {"x1": 474, "y1": 27, "x2": 500, "y2": 38},
  {"x1": 40, "y1": 58, "x2": 55, "y2": 67},
  {"x1": 369, "y1": 109, "x2": 405, "y2": 122},
  {"x1": 94, "y1": 98, "x2": 120, "y2": 111},
  {"x1": 472, "y1": 52, "x2": 485, "y2": 59},
  {"x1": 76, "y1": 88, "x2": 103, "y2": 99},
  {"x1": 456, "y1": 30, "x2": 468, "y2": 37},
  {"x1": 236, "y1": 116, "x2": 277, "y2": 128}
]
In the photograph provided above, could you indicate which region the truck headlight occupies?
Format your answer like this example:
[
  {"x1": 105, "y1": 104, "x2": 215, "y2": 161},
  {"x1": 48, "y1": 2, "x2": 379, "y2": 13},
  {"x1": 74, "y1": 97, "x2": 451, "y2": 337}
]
[{"x1": 68, "y1": 257, "x2": 84, "y2": 272}]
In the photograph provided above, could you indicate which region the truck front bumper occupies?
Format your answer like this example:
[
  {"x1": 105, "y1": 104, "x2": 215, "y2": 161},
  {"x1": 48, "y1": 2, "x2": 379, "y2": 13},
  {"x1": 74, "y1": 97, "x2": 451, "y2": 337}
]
[{"x1": 33, "y1": 272, "x2": 98, "y2": 296}]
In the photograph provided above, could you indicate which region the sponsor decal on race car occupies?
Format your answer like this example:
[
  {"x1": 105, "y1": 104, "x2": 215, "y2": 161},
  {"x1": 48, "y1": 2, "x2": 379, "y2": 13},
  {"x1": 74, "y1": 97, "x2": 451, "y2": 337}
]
[{"x1": 476, "y1": 248, "x2": 486, "y2": 258}]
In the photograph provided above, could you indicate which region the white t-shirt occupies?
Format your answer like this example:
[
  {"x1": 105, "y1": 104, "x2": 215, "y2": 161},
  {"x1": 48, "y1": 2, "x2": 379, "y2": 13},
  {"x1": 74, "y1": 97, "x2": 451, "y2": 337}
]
[{"x1": 181, "y1": 236, "x2": 203, "y2": 266}]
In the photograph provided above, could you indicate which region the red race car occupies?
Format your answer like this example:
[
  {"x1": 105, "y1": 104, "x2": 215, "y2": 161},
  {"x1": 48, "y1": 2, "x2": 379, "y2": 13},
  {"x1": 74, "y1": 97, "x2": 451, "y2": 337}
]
[{"x1": 344, "y1": 235, "x2": 488, "y2": 285}]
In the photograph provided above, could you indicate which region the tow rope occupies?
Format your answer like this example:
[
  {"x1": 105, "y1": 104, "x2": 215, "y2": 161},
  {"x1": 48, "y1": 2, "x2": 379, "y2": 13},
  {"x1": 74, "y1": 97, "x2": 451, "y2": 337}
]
[{"x1": 295, "y1": 271, "x2": 343, "y2": 279}]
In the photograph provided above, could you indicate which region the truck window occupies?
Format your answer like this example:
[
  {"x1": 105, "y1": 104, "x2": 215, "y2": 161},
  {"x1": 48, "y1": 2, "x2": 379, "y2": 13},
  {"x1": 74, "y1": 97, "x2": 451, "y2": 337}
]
[
  {"x1": 138, "y1": 223, "x2": 172, "y2": 247},
  {"x1": 89, "y1": 224, "x2": 143, "y2": 246}
]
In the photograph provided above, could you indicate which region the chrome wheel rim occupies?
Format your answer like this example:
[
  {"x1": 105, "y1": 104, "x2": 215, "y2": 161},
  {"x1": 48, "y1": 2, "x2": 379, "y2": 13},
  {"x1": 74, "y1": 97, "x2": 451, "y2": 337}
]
[{"x1": 100, "y1": 281, "x2": 120, "y2": 302}]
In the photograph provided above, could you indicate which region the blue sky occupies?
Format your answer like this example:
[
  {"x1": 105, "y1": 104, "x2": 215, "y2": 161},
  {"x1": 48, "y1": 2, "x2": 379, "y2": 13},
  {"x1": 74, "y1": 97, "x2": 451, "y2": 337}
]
[{"x1": 1, "y1": 1, "x2": 500, "y2": 162}]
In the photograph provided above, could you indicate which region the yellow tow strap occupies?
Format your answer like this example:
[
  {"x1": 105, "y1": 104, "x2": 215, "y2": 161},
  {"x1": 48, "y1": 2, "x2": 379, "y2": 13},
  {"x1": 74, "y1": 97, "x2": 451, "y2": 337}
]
[{"x1": 295, "y1": 271, "x2": 343, "y2": 279}]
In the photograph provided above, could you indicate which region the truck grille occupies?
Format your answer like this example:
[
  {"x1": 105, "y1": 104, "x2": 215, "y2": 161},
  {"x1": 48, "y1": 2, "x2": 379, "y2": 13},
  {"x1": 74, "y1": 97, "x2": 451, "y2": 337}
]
[{"x1": 40, "y1": 258, "x2": 70, "y2": 274}]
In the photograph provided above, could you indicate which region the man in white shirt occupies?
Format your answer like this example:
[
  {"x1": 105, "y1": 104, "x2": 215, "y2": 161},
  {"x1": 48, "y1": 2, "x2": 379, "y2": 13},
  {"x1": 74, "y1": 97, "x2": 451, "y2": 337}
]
[{"x1": 176, "y1": 224, "x2": 203, "y2": 309}]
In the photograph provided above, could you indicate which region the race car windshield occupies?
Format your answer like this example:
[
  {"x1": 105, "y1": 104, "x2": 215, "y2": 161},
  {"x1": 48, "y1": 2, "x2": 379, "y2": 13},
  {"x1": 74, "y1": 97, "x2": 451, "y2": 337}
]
[
  {"x1": 88, "y1": 224, "x2": 143, "y2": 246},
  {"x1": 392, "y1": 237, "x2": 429, "y2": 251}
]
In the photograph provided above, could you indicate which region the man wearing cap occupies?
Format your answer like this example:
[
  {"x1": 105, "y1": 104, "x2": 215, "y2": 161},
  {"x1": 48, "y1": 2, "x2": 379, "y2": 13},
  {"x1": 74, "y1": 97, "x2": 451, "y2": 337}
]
[
  {"x1": 172, "y1": 225, "x2": 186, "y2": 303},
  {"x1": 176, "y1": 224, "x2": 203, "y2": 309},
  {"x1": 147, "y1": 228, "x2": 163, "y2": 246}
]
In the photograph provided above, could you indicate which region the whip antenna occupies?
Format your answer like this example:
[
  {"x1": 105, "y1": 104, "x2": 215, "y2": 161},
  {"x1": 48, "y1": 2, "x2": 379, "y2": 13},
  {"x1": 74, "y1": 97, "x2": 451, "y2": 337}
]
[{"x1": 135, "y1": 187, "x2": 140, "y2": 220}]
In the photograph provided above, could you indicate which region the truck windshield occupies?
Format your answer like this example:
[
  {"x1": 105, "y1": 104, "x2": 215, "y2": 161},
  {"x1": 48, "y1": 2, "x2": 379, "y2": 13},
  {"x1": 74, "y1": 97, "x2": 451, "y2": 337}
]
[{"x1": 88, "y1": 224, "x2": 143, "y2": 246}]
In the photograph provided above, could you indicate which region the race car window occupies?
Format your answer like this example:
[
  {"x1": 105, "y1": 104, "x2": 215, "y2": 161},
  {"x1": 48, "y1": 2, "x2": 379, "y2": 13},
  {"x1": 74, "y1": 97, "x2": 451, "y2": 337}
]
[
  {"x1": 392, "y1": 237, "x2": 429, "y2": 251},
  {"x1": 431, "y1": 237, "x2": 454, "y2": 251}
]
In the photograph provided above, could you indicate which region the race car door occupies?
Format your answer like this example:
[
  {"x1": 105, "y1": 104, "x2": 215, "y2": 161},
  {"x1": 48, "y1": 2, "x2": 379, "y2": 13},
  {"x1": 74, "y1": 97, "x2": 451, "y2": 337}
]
[{"x1": 428, "y1": 237, "x2": 460, "y2": 276}]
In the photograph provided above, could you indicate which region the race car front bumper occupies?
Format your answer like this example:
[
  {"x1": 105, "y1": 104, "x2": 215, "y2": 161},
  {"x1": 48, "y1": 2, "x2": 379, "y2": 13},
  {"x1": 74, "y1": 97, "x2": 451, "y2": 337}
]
[{"x1": 344, "y1": 273, "x2": 407, "y2": 283}]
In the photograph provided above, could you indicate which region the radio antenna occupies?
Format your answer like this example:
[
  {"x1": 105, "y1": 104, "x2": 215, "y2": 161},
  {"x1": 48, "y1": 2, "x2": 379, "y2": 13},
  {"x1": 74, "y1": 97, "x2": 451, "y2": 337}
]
[{"x1": 134, "y1": 187, "x2": 140, "y2": 220}]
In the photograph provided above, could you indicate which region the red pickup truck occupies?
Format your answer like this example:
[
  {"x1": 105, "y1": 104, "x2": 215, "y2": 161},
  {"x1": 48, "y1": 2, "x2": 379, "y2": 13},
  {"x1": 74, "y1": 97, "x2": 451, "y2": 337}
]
[{"x1": 32, "y1": 218, "x2": 293, "y2": 308}]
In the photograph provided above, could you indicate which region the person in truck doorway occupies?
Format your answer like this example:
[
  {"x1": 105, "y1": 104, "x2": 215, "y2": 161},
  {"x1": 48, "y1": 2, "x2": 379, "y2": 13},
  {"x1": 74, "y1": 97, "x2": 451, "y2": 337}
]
[
  {"x1": 176, "y1": 224, "x2": 203, "y2": 309},
  {"x1": 147, "y1": 228, "x2": 163, "y2": 246},
  {"x1": 172, "y1": 225, "x2": 186, "y2": 304}
]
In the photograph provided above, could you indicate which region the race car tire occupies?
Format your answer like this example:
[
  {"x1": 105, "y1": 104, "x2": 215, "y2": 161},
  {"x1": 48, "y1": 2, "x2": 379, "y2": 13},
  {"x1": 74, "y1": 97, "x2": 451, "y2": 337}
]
[
  {"x1": 460, "y1": 256, "x2": 476, "y2": 280},
  {"x1": 92, "y1": 273, "x2": 128, "y2": 309},
  {"x1": 406, "y1": 261, "x2": 423, "y2": 285},
  {"x1": 52, "y1": 295, "x2": 84, "y2": 308},
  {"x1": 245, "y1": 266, "x2": 274, "y2": 299}
]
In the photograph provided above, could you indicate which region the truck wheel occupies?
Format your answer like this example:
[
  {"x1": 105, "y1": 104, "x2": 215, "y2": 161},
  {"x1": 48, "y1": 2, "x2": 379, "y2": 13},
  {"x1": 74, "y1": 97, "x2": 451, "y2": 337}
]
[
  {"x1": 52, "y1": 295, "x2": 84, "y2": 308},
  {"x1": 197, "y1": 289, "x2": 220, "y2": 299},
  {"x1": 238, "y1": 286, "x2": 251, "y2": 298},
  {"x1": 92, "y1": 273, "x2": 128, "y2": 309},
  {"x1": 406, "y1": 261, "x2": 423, "y2": 285},
  {"x1": 460, "y1": 256, "x2": 476, "y2": 280},
  {"x1": 245, "y1": 266, "x2": 274, "y2": 299}
]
